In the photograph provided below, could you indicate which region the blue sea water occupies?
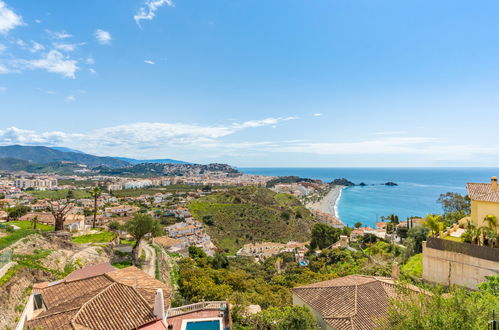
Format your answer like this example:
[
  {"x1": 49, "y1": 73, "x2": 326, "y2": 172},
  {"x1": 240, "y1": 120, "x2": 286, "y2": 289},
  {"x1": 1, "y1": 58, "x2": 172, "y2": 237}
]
[{"x1": 239, "y1": 168, "x2": 499, "y2": 227}]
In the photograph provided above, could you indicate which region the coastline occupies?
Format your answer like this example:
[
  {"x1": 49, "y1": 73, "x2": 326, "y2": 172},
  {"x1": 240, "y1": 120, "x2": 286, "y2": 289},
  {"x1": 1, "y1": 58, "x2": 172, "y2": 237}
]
[{"x1": 307, "y1": 185, "x2": 345, "y2": 219}]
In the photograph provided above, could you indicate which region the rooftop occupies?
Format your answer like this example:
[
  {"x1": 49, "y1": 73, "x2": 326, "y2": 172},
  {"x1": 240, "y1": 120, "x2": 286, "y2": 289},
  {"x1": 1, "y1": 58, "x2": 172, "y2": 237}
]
[
  {"x1": 27, "y1": 266, "x2": 171, "y2": 330},
  {"x1": 467, "y1": 181, "x2": 499, "y2": 203},
  {"x1": 292, "y1": 275, "x2": 421, "y2": 330}
]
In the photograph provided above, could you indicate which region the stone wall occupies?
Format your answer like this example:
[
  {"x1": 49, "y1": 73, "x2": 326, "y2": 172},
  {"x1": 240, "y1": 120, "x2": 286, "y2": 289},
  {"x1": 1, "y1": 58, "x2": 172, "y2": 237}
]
[{"x1": 422, "y1": 240, "x2": 499, "y2": 289}]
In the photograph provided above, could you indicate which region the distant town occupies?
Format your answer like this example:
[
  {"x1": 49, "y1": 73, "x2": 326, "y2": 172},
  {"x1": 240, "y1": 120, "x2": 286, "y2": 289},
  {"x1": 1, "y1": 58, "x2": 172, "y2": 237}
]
[{"x1": 0, "y1": 145, "x2": 497, "y2": 330}]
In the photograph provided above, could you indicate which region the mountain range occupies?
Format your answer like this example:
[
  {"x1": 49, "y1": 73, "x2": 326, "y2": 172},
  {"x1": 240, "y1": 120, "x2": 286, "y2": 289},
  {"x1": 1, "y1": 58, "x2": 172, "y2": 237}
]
[{"x1": 0, "y1": 145, "x2": 189, "y2": 171}]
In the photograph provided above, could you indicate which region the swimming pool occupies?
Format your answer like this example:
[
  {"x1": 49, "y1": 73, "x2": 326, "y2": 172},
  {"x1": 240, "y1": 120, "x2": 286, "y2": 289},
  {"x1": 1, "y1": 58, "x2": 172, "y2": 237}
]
[{"x1": 184, "y1": 319, "x2": 221, "y2": 330}]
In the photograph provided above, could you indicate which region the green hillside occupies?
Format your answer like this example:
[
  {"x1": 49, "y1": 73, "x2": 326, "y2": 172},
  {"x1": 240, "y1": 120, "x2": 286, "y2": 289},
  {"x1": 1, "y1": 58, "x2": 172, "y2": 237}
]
[{"x1": 188, "y1": 186, "x2": 315, "y2": 253}]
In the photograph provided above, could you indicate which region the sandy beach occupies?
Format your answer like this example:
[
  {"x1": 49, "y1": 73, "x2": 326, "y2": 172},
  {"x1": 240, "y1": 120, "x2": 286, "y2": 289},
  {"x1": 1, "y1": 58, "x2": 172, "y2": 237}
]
[{"x1": 307, "y1": 185, "x2": 345, "y2": 217}]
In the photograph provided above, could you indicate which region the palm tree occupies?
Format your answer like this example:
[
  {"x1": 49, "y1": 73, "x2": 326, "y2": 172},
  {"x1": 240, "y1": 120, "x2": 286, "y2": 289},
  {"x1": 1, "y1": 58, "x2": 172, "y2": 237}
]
[
  {"x1": 480, "y1": 215, "x2": 497, "y2": 247},
  {"x1": 89, "y1": 186, "x2": 102, "y2": 229},
  {"x1": 424, "y1": 214, "x2": 443, "y2": 237}
]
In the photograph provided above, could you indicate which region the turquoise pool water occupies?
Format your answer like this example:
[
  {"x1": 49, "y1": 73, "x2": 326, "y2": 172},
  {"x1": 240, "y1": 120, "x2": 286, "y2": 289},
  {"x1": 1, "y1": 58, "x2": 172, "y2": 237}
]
[{"x1": 185, "y1": 320, "x2": 220, "y2": 330}]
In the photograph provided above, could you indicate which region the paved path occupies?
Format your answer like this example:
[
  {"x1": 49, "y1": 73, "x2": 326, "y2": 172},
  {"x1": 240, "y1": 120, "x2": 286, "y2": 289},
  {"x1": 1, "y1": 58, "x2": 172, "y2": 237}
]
[{"x1": 141, "y1": 242, "x2": 156, "y2": 278}]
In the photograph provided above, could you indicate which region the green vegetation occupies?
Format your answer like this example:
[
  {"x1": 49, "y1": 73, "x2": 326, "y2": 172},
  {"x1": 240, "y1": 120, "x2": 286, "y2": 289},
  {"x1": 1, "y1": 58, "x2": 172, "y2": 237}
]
[
  {"x1": 0, "y1": 222, "x2": 53, "y2": 250},
  {"x1": 110, "y1": 186, "x2": 196, "y2": 197},
  {"x1": 72, "y1": 231, "x2": 116, "y2": 244},
  {"x1": 1, "y1": 249, "x2": 71, "y2": 285},
  {"x1": 386, "y1": 276, "x2": 499, "y2": 329},
  {"x1": 112, "y1": 261, "x2": 133, "y2": 269},
  {"x1": 188, "y1": 186, "x2": 315, "y2": 252},
  {"x1": 401, "y1": 253, "x2": 422, "y2": 278},
  {"x1": 310, "y1": 223, "x2": 351, "y2": 249},
  {"x1": 28, "y1": 189, "x2": 91, "y2": 199},
  {"x1": 124, "y1": 213, "x2": 162, "y2": 264},
  {"x1": 244, "y1": 305, "x2": 317, "y2": 330},
  {"x1": 8, "y1": 221, "x2": 53, "y2": 231},
  {"x1": 119, "y1": 238, "x2": 136, "y2": 246},
  {"x1": 265, "y1": 176, "x2": 320, "y2": 188}
]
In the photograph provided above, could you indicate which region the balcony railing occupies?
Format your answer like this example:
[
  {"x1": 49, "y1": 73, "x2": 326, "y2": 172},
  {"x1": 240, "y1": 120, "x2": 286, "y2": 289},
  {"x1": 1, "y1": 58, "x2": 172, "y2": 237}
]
[{"x1": 167, "y1": 301, "x2": 227, "y2": 317}]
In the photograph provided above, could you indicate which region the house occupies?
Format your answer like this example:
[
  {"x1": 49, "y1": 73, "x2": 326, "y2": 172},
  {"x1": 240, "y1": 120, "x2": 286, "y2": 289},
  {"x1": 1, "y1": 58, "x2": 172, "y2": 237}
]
[
  {"x1": 18, "y1": 266, "x2": 172, "y2": 330},
  {"x1": 19, "y1": 213, "x2": 86, "y2": 231},
  {"x1": 466, "y1": 176, "x2": 499, "y2": 233},
  {"x1": 104, "y1": 205, "x2": 140, "y2": 217},
  {"x1": 292, "y1": 275, "x2": 422, "y2": 330},
  {"x1": 153, "y1": 236, "x2": 183, "y2": 252}
]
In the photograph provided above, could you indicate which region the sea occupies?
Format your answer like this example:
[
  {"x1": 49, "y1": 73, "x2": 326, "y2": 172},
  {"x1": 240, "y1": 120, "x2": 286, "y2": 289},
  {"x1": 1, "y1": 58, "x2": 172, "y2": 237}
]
[{"x1": 238, "y1": 168, "x2": 499, "y2": 228}]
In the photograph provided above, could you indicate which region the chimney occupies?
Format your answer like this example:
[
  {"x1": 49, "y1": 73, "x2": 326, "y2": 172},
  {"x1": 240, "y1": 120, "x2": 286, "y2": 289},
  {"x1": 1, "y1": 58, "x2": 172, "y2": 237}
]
[
  {"x1": 153, "y1": 289, "x2": 165, "y2": 320},
  {"x1": 492, "y1": 177, "x2": 498, "y2": 192}
]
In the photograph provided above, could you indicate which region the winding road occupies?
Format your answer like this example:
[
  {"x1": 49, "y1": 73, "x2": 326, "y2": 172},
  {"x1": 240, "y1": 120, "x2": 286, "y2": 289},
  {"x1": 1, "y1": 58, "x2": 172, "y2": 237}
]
[{"x1": 140, "y1": 242, "x2": 156, "y2": 278}]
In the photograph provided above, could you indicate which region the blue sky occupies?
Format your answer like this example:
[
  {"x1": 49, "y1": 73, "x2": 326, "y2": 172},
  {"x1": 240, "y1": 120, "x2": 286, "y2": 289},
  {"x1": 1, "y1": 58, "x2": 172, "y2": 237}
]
[{"x1": 1, "y1": 0, "x2": 499, "y2": 166}]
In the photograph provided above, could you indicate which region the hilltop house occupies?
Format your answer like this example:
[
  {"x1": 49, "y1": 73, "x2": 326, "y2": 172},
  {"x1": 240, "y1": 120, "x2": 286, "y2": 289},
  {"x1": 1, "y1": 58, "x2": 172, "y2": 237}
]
[
  {"x1": 466, "y1": 176, "x2": 499, "y2": 233},
  {"x1": 292, "y1": 275, "x2": 422, "y2": 330},
  {"x1": 17, "y1": 266, "x2": 172, "y2": 330}
]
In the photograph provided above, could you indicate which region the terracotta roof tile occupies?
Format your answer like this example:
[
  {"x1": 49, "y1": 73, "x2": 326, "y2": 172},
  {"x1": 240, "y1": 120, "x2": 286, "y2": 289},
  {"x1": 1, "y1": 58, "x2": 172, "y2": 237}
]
[
  {"x1": 467, "y1": 182, "x2": 499, "y2": 202},
  {"x1": 293, "y1": 275, "x2": 416, "y2": 330},
  {"x1": 71, "y1": 283, "x2": 157, "y2": 330},
  {"x1": 65, "y1": 263, "x2": 116, "y2": 282},
  {"x1": 26, "y1": 266, "x2": 172, "y2": 330}
]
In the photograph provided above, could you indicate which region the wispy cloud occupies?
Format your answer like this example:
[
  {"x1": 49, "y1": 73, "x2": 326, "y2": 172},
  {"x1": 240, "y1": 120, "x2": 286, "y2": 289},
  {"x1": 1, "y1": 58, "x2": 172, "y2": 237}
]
[
  {"x1": 95, "y1": 29, "x2": 111, "y2": 45},
  {"x1": 54, "y1": 42, "x2": 82, "y2": 52},
  {"x1": 29, "y1": 41, "x2": 44, "y2": 52},
  {"x1": 45, "y1": 29, "x2": 72, "y2": 40},
  {"x1": 22, "y1": 50, "x2": 78, "y2": 78},
  {"x1": 0, "y1": 86, "x2": 6, "y2": 92},
  {"x1": 66, "y1": 95, "x2": 75, "y2": 102},
  {"x1": 134, "y1": 0, "x2": 174, "y2": 26},
  {"x1": 0, "y1": 63, "x2": 11, "y2": 73},
  {"x1": 312, "y1": 113, "x2": 323, "y2": 117},
  {"x1": 144, "y1": 59, "x2": 155, "y2": 65},
  {"x1": 0, "y1": 117, "x2": 297, "y2": 155},
  {"x1": 0, "y1": 1, "x2": 24, "y2": 34}
]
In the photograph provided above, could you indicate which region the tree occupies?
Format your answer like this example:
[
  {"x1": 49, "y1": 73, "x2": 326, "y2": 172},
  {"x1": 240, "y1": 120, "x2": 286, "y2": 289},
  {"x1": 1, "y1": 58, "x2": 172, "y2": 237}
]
[
  {"x1": 124, "y1": 213, "x2": 163, "y2": 264},
  {"x1": 89, "y1": 186, "x2": 102, "y2": 229},
  {"x1": 188, "y1": 245, "x2": 207, "y2": 259},
  {"x1": 212, "y1": 252, "x2": 229, "y2": 269},
  {"x1": 310, "y1": 223, "x2": 341, "y2": 250},
  {"x1": 354, "y1": 221, "x2": 362, "y2": 228},
  {"x1": 31, "y1": 215, "x2": 38, "y2": 230},
  {"x1": 385, "y1": 277, "x2": 498, "y2": 329},
  {"x1": 424, "y1": 214, "x2": 443, "y2": 237},
  {"x1": 108, "y1": 221, "x2": 122, "y2": 232},
  {"x1": 7, "y1": 205, "x2": 30, "y2": 221},
  {"x1": 437, "y1": 192, "x2": 471, "y2": 214},
  {"x1": 386, "y1": 214, "x2": 400, "y2": 224},
  {"x1": 248, "y1": 305, "x2": 317, "y2": 330},
  {"x1": 404, "y1": 226, "x2": 429, "y2": 257},
  {"x1": 47, "y1": 190, "x2": 74, "y2": 231}
]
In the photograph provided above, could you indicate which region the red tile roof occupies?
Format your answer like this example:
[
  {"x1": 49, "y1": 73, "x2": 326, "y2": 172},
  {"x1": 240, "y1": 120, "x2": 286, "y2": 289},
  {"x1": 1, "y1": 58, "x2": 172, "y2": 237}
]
[
  {"x1": 292, "y1": 275, "x2": 418, "y2": 330},
  {"x1": 64, "y1": 262, "x2": 116, "y2": 281},
  {"x1": 467, "y1": 182, "x2": 499, "y2": 203},
  {"x1": 27, "y1": 266, "x2": 172, "y2": 330}
]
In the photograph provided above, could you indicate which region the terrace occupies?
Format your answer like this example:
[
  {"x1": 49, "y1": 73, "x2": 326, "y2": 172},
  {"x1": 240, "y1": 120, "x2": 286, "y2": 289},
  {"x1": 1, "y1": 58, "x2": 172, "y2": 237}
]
[{"x1": 166, "y1": 301, "x2": 231, "y2": 330}]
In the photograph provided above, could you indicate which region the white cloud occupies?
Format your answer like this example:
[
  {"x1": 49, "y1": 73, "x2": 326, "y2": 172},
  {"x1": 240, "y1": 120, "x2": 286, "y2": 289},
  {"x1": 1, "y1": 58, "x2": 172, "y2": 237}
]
[
  {"x1": 88, "y1": 68, "x2": 96, "y2": 74},
  {"x1": 312, "y1": 113, "x2": 323, "y2": 117},
  {"x1": 134, "y1": 0, "x2": 174, "y2": 26},
  {"x1": 35, "y1": 19, "x2": 41, "y2": 24},
  {"x1": 0, "y1": 117, "x2": 295, "y2": 155},
  {"x1": 45, "y1": 29, "x2": 72, "y2": 39},
  {"x1": 30, "y1": 41, "x2": 44, "y2": 52},
  {"x1": 85, "y1": 57, "x2": 94, "y2": 65},
  {"x1": 0, "y1": 63, "x2": 12, "y2": 73},
  {"x1": 144, "y1": 60, "x2": 155, "y2": 65},
  {"x1": 53, "y1": 42, "x2": 81, "y2": 52},
  {"x1": 0, "y1": 1, "x2": 23, "y2": 34},
  {"x1": 23, "y1": 50, "x2": 78, "y2": 78},
  {"x1": 66, "y1": 95, "x2": 75, "y2": 102},
  {"x1": 95, "y1": 29, "x2": 111, "y2": 45},
  {"x1": 0, "y1": 43, "x2": 6, "y2": 52}
]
